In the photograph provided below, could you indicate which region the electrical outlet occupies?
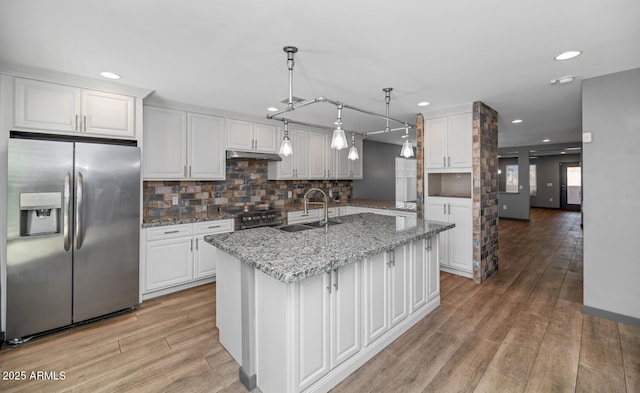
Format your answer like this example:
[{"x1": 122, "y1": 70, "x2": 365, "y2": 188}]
[
  {"x1": 549, "y1": 198, "x2": 553, "y2": 202},
  {"x1": 172, "y1": 196, "x2": 179, "y2": 205},
  {"x1": 288, "y1": 191, "x2": 292, "y2": 198},
  {"x1": 503, "y1": 205, "x2": 507, "y2": 210},
  {"x1": 547, "y1": 183, "x2": 553, "y2": 187}
]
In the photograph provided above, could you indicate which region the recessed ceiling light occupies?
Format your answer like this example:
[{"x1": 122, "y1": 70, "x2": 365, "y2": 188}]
[
  {"x1": 100, "y1": 71, "x2": 120, "y2": 80},
  {"x1": 566, "y1": 147, "x2": 581, "y2": 150},
  {"x1": 554, "y1": 50, "x2": 582, "y2": 61},
  {"x1": 561, "y1": 151, "x2": 566, "y2": 154},
  {"x1": 530, "y1": 150, "x2": 537, "y2": 153},
  {"x1": 417, "y1": 101, "x2": 430, "y2": 107},
  {"x1": 512, "y1": 119, "x2": 523, "y2": 124},
  {"x1": 267, "y1": 107, "x2": 279, "y2": 112},
  {"x1": 551, "y1": 75, "x2": 575, "y2": 85},
  {"x1": 542, "y1": 139, "x2": 551, "y2": 143}
]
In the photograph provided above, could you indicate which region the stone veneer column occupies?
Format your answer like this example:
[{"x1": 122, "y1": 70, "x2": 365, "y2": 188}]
[
  {"x1": 472, "y1": 102, "x2": 499, "y2": 283},
  {"x1": 416, "y1": 113, "x2": 424, "y2": 219}
]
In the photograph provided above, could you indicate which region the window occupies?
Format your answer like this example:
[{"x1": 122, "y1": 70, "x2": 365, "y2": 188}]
[{"x1": 530, "y1": 164, "x2": 537, "y2": 196}]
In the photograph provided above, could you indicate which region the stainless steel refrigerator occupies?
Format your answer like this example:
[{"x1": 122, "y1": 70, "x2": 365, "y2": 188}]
[{"x1": 6, "y1": 137, "x2": 140, "y2": 342}]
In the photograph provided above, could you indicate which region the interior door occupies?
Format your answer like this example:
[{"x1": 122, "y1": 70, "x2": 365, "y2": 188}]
[
  {"x1": 73, "y1": 142, "x2": 140, "y2": 322},
  {"x1": 560, "y1": 162, "x2": 582, "y2": 211}
]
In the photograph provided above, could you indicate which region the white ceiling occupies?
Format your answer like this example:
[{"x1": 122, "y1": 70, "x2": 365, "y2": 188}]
[{"x1": 1, "y1": 0, "x2": 639, "y2": 147}]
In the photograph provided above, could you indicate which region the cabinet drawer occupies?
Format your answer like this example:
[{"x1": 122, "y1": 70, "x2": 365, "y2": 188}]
[
  {"x1": 194, "y1": 219, "x2": 234, "y2": 235},
  {"x1": 146, "y1": 224, "x2": 193, "y2": 241}
]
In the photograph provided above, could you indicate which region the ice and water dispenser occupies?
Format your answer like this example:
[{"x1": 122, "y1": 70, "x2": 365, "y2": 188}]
[{"x1": 19, "y1": 192, "x2": 62, "y2": 236}]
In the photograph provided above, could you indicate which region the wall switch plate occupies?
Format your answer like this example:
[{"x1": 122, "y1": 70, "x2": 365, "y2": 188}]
[
  {"x1": 519, "y1": 185, "x2": 523, "y2": 190},
  {"x1": 172, "y1": 196, "x2": 179, "y2": 205},
  {"x1": 547, "y1": 183, "x2": 553, "y2": 187},
  {"x1": 503, "y1": 205, "x2": 507, "y2": 210},
  {"x1": 583, "y1": 132, "x2": 593, "y2": 143},
  {"x1": 288, "y1": 191, "x2": 292, "y2": 198},
  {"x1": 549, "y1": 198, "x2": 553, "y2": 202}
]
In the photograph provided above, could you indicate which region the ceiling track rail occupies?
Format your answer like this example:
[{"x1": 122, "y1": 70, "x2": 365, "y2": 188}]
[{"x1": 266, "y1": 46, "x2": 415, "y2": 138}]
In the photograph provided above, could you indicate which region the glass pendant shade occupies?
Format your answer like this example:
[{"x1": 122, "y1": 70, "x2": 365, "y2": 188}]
[
  {"x1": 279, "y1": 135, "x2": 293, "y2": 156},
  {"x1": 348, "y1": 145, "x2": 359, "y2": 160},
  {"x1": 331, "y1": 128, "x2": 349, "y2": 150},
  {"x1": 400, "y1": 140, "x2": 414, "y2": 158}
]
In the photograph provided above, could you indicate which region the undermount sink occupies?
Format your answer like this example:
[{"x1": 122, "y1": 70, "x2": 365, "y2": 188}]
[
  {"x1": 304, "y1": 220, "x2": 341, "y2": 228},
  {"x1": 277, "y1": 220, "x2": 342, "y2": 232},
  {"x1": 277, "y1": 224, "x2": 314, "y2": 232}
]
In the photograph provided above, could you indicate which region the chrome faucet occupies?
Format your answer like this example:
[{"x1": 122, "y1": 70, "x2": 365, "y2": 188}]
[{"x1": 303, "y1": 188, "x2": 329, "y2": 225}]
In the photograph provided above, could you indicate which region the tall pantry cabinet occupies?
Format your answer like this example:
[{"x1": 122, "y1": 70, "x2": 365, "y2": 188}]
[{"x1": 423, "y1": 105, "x2": 473, "y2": 278}]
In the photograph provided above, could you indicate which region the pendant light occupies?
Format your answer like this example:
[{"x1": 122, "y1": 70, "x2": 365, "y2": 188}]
[
  {"x1": 279, "y1": 120, "x2": 293, "y2": 156},
  {"x1": 348, "y1": 133, "x2": 359, "y2": 161},
  {"x1": 400, "y1": 123, "x2": 414, "y2": 158},
  {"x1": 331, "y1": 104, "x2": 349, "y2": 150}
]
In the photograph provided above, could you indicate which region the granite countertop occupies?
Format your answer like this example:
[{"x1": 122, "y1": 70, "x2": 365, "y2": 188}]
[
  {"x1": 141, "y1": 213, "x2": 237, "y2": 228},
  {"x1": 142, "y1": 199, "x2": 418, "y2": 228},
  {"x1": 204, "y1": 213, "x2": 453, "y2": 283}
]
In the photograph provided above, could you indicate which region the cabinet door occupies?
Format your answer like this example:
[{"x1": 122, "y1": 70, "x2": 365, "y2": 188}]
[
  {"x1": 308, "y1": 132, "x2": 327, "y2": 179},
  {"x1": 448, "y1": 202, "x2": 473, "y2": 272},
  {"x1": 350, "y1": 135, "x2": 364, "y2": 179},
  {"x1": 293, "y1": 129, "x2": 310, "y2": 179},
  {"x1": 188, "y1": 113, "x2": 225, "y2": 180},
  {"x1": 410, "y1": 239, "x2": 428, "y2": 313},
  {"x1": 193, "y1": 235, "x2": 217, "y2": 278},
  {"x1": 447, "y1": 113, "x2": 472, "y2": 168},
  {"x1": 427, "y1": 236, "x2": 440, "y2": 301},
  {"x1": 14, "y1": 78, "x2": 81, "y2": 132},
  {"x1": 143, "y1": 106, "x2": 187, "y2": 179},
  {"x1": 363, "y1": 252, "x2": 389, "y2": 346},
  {"x1": 254, "y1": 123, "x2": 278, "y2": 153},
  {"x1": 294, "y1": 272, "x2": 330, "y2": 391},
  {"x1": 425, "y1": 117, "x2": 447, "y2": 168},
  {"x1": 426, "y1": 200, "x2": 449, "y2": 268},
  {"x1": 335, "y1": 144, "x2": 350, "y2": 179},
  {"x1": 330, "y1": 263, "x2": 361, "y2": 368},
  {"x1": 82, "y1": 89, "x2": 135, "y2": 137},
  {"x1": 389, "y1": 246, "x2": 408, "y2": 327},
  {"x1": 145, "y1": 237, "x2": 193, "y2": 291},
  {"x1": 227, "y1": 119, "x2": 254, "y2": 150}
]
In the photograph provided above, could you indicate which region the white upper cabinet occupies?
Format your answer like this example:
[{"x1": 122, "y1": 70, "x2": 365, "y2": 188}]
[
  {"x1": 81, "y1": 89, "x2": 135, "y2": 137},
  {"x1": 308, "y1": 132, "x2": 326, "y2": 179},
  {"x1": 227, "y1": 119, "x2": 278, "y2": 153},
  {"x1": 425, "y1": 112, "x2": 472, "y2": 169},
  {"x1": 143, "y1": 106, "x2": 187, "y2": 179},
  {"x1": 14, "y1": 77, "x2": 135, "y2": 138},
  {"x1": 143, "y1": 106, "x2": 225, "y2": 180},
  {"x1": 350, "y1": 136, "x2": 364, "y2": 179},
  {"x1": 188, "y1": 113, "x2": 226, "y2": 179}
]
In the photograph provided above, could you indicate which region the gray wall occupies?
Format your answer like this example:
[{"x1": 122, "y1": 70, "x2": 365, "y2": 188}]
[
  {"x1": 583, "y1": 67, "x2": 640, "y2": 320},
  {"x1": 498, "y1": 150, "x2": 530, "y2": 220},
  {"x1": 530, "y1": 154, "x2": 581, "y2": 208},
  {"x1": 352, "y1": 140, "x2": 402, "y2": 201}
]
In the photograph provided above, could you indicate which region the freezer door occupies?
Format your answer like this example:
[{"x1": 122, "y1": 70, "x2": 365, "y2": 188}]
[
  {"x1": 7, "y1": 139, "x2": 74, "y2": 339},
  {"x1": 73, "y1": 143, "x2": 140, "y2": 322}
]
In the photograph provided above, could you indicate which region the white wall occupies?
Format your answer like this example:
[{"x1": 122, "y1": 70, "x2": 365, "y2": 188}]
[{"x1": 582, "y1": 67, "x2": 640, "y2": 320}]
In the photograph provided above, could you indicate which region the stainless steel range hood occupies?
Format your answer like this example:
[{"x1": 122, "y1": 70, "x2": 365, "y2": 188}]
[{"x1": 226, "y1": 150, "x2": 282, "y2": 161}]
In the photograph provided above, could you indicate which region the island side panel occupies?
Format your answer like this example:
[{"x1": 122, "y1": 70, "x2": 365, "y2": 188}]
[
  {"x1": 255, "y1": 268, "x2": 292, "y2": 393},
  {"x1": 216, "y1": 248, "x2": 243, "y2": 364}
]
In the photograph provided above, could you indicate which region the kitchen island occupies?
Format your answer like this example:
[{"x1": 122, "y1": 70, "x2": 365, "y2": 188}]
[{"x1": 205, "y1": 213, "x2": 453, "y2": 393}]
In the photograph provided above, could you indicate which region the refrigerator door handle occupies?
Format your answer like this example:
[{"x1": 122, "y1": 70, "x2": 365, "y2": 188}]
[
  {"x1": 63, "y1": 172, "x2": 72, "y2": 251},
  {"x1": 75, "y1": 172, "x2": 84, "y2": 249}
]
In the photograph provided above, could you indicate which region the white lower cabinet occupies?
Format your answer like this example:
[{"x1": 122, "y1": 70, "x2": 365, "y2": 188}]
[
  {"x1": 426, "y1": 197, "x2": 472, "y2": 277},
  {"x1": 410, "y1": 236, "x2": 440, "y2": 313},
  {"x1": 294, "y1": 262, "x2": 361, "y2": 391},
  {"x1": 143, "y1": 219, "x2": 234, "y2": 298},
  {"x1": 363, "y1": 246, "x2": 408, "y2": 346}
]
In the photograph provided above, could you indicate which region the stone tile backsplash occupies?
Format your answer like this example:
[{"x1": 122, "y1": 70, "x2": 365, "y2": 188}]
[{"x1": 143, "y1": 160, "x2": 352, "y2": 222}]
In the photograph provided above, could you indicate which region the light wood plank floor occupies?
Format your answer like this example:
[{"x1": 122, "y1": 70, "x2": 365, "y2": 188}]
[{"x1": 1, "y1": 208, "x2": 638, "y2": 392}]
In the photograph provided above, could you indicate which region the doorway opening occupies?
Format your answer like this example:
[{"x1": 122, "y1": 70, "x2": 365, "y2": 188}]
[{"x1": 560, "y1": 162, "x2": 582, "y2": 211}]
